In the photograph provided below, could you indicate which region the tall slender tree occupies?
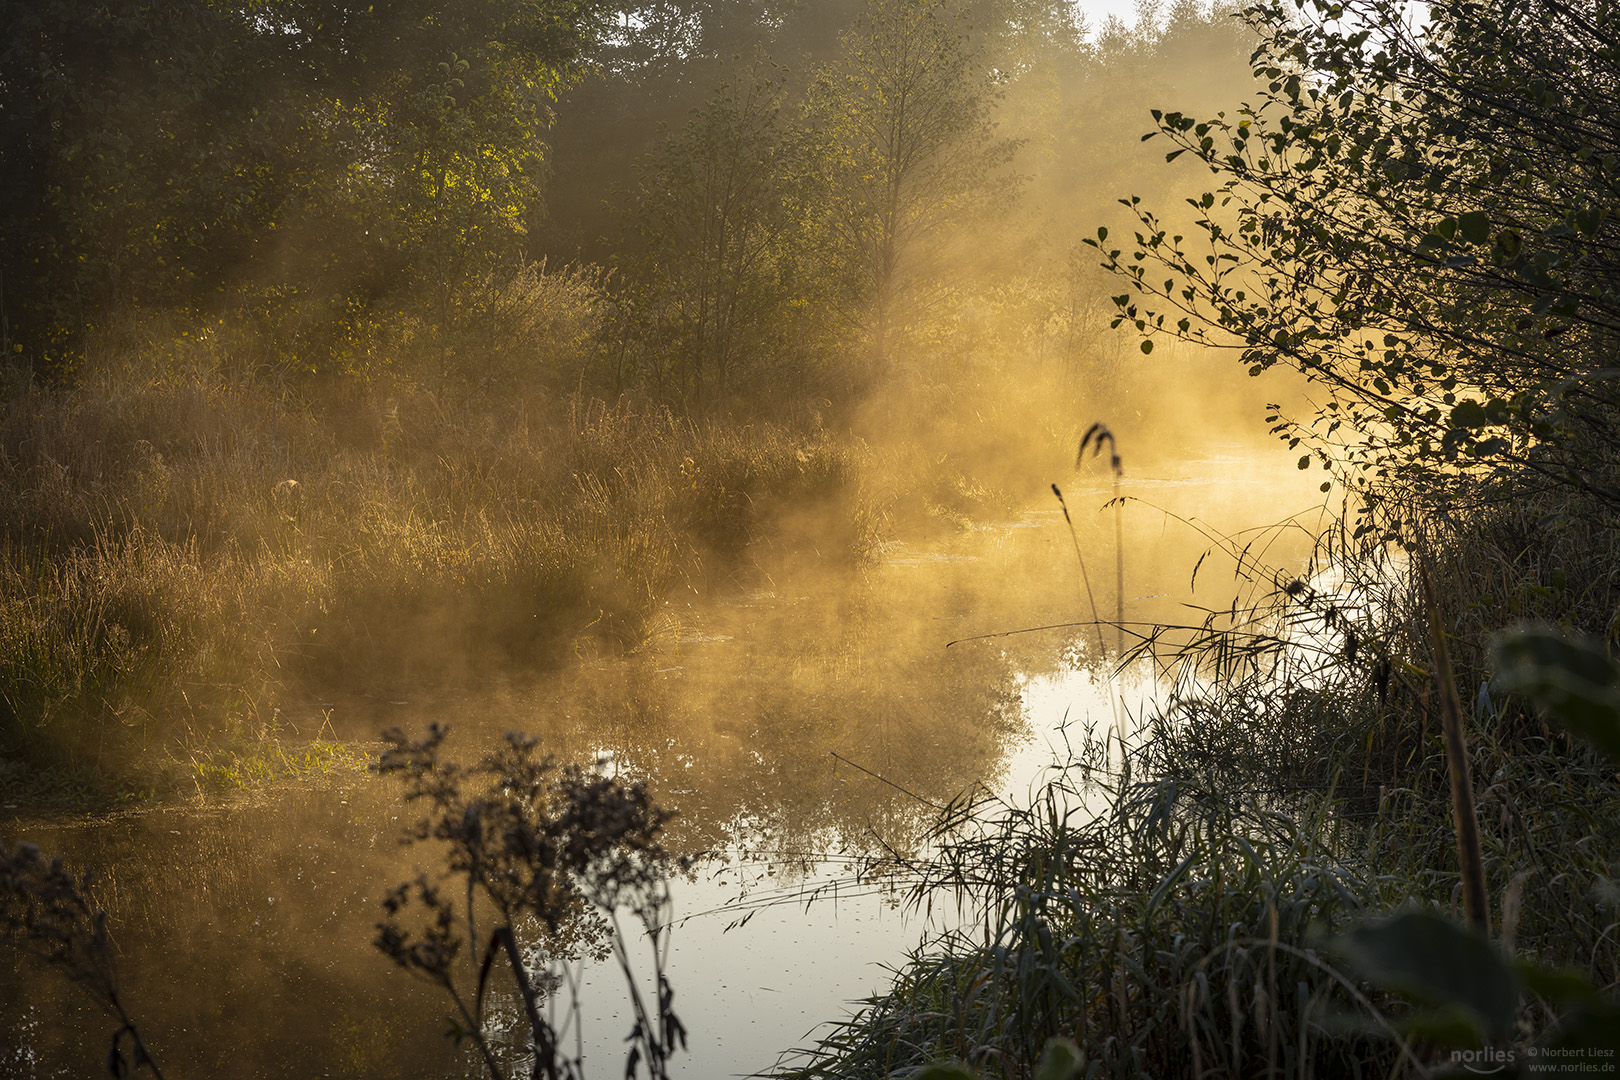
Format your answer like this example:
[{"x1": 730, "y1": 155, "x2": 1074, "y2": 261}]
[
  {"x1": 628, "y1": 60, "x2": 809, "y2": 401},
  {"x1": 809, "y1": 0, "x2": 1020, "y2": 363}
]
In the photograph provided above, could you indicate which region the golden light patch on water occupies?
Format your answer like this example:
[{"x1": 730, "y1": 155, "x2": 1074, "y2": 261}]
[{"x1": 3, "y1": 442, "x2": 1331, "y2": 1079}]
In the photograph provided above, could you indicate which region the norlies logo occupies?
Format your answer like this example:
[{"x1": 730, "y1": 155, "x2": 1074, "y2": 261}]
[{"x1": 1451, "y1": 1046, "x2": 1619, "y2": 1075}]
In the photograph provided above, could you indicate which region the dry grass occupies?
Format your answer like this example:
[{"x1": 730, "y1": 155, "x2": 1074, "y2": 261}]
[{"x1": 0, "y1": 314, "x2": 883, "y2": 799}]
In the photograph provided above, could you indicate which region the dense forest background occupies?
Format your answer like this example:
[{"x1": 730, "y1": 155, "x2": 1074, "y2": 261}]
[{"x1": 2, "y1": 0, "x2": 1252, "y2": 396}]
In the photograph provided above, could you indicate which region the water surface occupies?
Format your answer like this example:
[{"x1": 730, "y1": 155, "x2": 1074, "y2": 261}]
[{"x1": 2, "y1": 444, "x2": 1324, "y2": 1079}]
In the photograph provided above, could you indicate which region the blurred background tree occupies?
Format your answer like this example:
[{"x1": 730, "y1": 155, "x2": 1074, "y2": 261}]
[{"x1": 0, "y1": 0, "x2": 619, "y2": 379}]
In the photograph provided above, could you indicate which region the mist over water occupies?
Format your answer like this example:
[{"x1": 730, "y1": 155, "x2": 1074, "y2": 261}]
[
  {"x1": 11, "y1": 0, "x2": 1620, "y2": 1071},
  {"x1": 0, "y1": 14, "x2": 1304, "y2": 1068},
  {"x1": 2, "y1": 433, "x2": 1324, "y2": 1079}
]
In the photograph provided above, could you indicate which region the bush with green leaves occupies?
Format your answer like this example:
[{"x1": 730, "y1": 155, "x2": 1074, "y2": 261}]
[{"x1": 1092, "y1": 0, "x2": 1620, "y2": 521}]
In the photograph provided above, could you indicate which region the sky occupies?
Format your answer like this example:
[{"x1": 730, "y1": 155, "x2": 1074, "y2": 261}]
[{"x1": 1078, "y1": 0, "x2": 1153, "y2": 26}]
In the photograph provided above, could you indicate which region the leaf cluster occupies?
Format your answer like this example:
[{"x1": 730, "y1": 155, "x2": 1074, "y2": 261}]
[
  {"x1": 1092, "y1": 0, "x2": 1620, "y2": 521},
  {"x1": 1331, "y1": 625, "x2": 1620, "y2": 1061}
]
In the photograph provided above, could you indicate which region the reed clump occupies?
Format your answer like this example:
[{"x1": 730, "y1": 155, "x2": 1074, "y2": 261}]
[
  {"x1": 786, "y1": 772, "x2": 1408, "y2": 1079},
  {"x1": 0, "y1": 313, "x2": 884, "y2": 800},
  {"x1": 785, "y1": 471, "x2": 1620, "y2": 1078}
]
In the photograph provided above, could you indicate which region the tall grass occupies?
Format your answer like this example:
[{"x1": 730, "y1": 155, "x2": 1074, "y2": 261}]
[
  {"x1": 787, "y1": 767, "x2": 1410, "y2": 1078},
  {"x1": 0, "y1": 235, "x2": 1152, "y2": 802},
  {"x1": 0, "y1": 311, "x2": 882, "y2": 797},
  {"x1": 783, "y1": 472, "x2": 1620, "y2": 1078}
]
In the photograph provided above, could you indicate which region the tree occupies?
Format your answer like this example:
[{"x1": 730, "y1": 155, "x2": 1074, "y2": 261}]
[
  {"x1": 0, "y1": 0, "x2": 292, "y2": 371},
  {"x1": 625, "y1": 60, "x2": 834, "y2": 404},
  {"x1": 809, "y1": 0, "x2": 1020, "y2": 363},
  {"x1": 1094, "y1": 0, "x2": 1620, "y2": 524},
  {"x1": 0, "y1": 0, "x2": 622, "y2": 377},
  {"x1": 538, "y1": 0, "x2": 840, "y2": 264}
]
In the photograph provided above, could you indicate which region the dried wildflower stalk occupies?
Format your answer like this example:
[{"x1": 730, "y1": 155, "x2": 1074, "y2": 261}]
[
  {"x1": 0, "y1": 840, "x2": 165, "y2": 1078},
  {"x1": 374, "y1": 724, "x2": 687, "y2": 1080}
]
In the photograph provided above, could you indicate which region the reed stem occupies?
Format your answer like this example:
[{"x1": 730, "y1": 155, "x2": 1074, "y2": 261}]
[{"x1": 1419, "y1": 555, "x2": 1490, "y2": 937}]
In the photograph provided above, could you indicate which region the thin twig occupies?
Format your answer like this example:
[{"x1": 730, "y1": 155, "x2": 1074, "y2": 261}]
[
  {"x1": 830, "y1": 751, "x2": 944, "y2": 809},
  {"x1": 1052, "y1": 483, "x2": 1109, "y2": 660}
]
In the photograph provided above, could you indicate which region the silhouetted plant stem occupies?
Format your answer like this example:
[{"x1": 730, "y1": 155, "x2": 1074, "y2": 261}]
[
  {"x1": 453, "y1": 981, "x2": 504, "y2": 1080},
  {"x1": 111, "y1": 1019, "x2": 166, "y2": 1080},
  {"x1": 374, "y1": 724, "x2": 684, "y2": 1080},
  {"x1": 496, "y1": 924, "x2": 560, "y2": 1080},
  {"x1": 1077, "y1": 423, "x2": 1126, "y2": 660},
  {"x1": 1419, "y1": 556, "x2": 1490, "y2": 937},
  {"x1": 1051, "y1": 484, "x2": 1107, "y2": 661},
  {"x1": 1115, "y1": 476, "x2": 1124, "y2": 660},
  {"x1": 0, "y1": 842, "x2": 165, "y2": 1078}
]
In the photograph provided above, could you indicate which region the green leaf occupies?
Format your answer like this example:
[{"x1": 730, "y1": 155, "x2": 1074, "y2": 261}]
[
  {"x1": 1145, "y1": 855, "x2": 1196, "y2": 916},
  {"x1": 1140, "y1": 339, "x2": 1154, "y2": 354},
  {"x1": 1491, "y1": 626, "x2": 1620, "y2": 762},
  {"x1": 914, "y1": 1064, "x2": 979, "y2": 1080},
  {"x1": 1450, "y1": 400, "x2": 1488, "y2": 428},
  {"x1": 1518, "y1": 962, "x2": 1608, "y2": 1008},
  {"x1": 1458, "y1": 210, "x2": 1491, "y2": 244},
  {"x1": 1034, "y1": 1037, "x2": 1085, "y2": 1080},
  {"x1": 1337, "y1": 912, "x2": 1519, "y2": 1039},
  {"x1": 1543, "y1": 1003, "x2": 1620, "y2": 1055}
]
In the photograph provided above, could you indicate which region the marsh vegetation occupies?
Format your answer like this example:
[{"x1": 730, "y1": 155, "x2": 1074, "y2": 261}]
[
  {"x1": 5, "y1": 0, "x2": 1620, "y2": 1076},
  {"x1": 0, "y1": 0, "x2": 1263, "y2": 803}
]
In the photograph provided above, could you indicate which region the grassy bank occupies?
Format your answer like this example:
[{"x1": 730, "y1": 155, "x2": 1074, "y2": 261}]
[
  {"x1": 780, "y1": 482, "x2": 1620, "y2": 1077},
  {"x1": 0, "y1": 288, "x2": 1123, "y2": 805},
  {"x1": 0, "y1": 329, "x2": 893, "y2": 801}
]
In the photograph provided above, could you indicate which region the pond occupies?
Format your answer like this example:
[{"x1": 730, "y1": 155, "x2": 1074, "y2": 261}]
[{"x1": 1, "y1": 443, "x2": 1325, "y2": 1079}]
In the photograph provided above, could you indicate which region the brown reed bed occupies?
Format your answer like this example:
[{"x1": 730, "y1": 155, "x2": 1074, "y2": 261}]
[{"x1": 0, "y1": 331, "x2": 885, "y2": 803}]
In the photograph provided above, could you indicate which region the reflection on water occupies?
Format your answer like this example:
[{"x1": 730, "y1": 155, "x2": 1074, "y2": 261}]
[{"x1": 1, "y1": 446, "x2": 1325, "y2": 1079}]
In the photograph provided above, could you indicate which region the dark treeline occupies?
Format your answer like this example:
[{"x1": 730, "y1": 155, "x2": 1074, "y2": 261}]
[
  {"x1": 2, "y1": 0, "x2": 1252, "y2": 407},
  {"x1": 2, "y1": 0, "x2": 615, "y2": 376}
]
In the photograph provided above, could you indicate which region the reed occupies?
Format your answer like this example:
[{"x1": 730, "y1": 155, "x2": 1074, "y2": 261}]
[
  {"x1": 785, "y1": 456, "x2": 1620, "y2": 1078},
  {"x1": 782, "y1": 765, "x2": 1408, "y2": 1078},
  {"x1": 0, "y1": 327, "x2": 884, "y2": 800}
]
